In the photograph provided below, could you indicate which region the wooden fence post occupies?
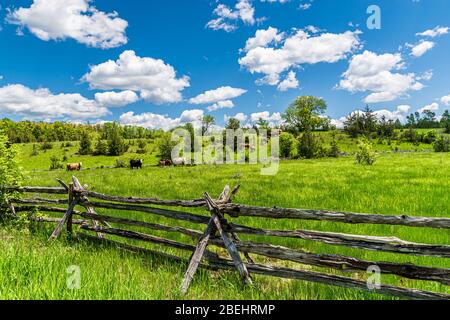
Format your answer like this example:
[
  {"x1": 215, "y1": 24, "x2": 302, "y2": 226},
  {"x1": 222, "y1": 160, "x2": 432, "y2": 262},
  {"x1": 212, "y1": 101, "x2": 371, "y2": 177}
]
[{"x1": 66, "y1": 182, "x2": 74, "y2": 235}]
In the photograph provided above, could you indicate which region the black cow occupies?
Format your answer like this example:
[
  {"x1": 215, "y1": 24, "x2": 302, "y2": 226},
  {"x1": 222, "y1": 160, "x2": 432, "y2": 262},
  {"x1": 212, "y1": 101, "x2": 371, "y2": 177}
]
[{"x1": 130, "y1": 159, "x2": 143, "y2": 169}]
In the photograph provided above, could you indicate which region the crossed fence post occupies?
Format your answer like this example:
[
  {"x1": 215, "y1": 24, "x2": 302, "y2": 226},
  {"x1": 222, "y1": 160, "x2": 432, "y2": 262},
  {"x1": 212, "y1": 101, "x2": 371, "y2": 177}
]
[{"x1": 181, "y1": 186, "x2": 252, "y2": 295}]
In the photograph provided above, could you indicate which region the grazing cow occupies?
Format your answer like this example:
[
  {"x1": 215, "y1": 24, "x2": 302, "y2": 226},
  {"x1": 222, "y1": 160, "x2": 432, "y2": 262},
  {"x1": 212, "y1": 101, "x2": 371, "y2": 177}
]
[
  {"x1": 172, "y1": 157, "x2": 186, "y2": 166},
  {"x1": 159, "y1": 159, "x2": 172, "y2": 167},
  {"x1": 67, "y1": 162, "x2": 82, "y2": 171},
  {"x1": 130, "y1": 159, "x2": 143, "y2": 169}
]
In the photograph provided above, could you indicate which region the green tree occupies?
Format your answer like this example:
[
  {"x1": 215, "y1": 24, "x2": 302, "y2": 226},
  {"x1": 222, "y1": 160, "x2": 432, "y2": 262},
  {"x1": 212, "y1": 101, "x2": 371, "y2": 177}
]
[
  {"x1": 201, "y1": 115, "x2": 215, "y2": 135},
  {"x1": 355, "y1": 138, "x2": 375, "y2": 165},
  {"x1": 78, "y1": 131, "x2": 93, "y2": 155},
  {"x1": 157, "y1": 132, "x2": 177, "y2": 160},
  {"x1": 93, "y1": 139, "x2": 108, "y2": 156},
  {"x1": 279, "y1": 132, "x2": 296, "y2": 158},
  {"x1": 225, "y1": 118, "x2": 241, "y2": 130},
  {"x1": 0, "y1": 130, "x2": 23, "y2": 215},
  {"x1": 282, "y1": 96, "x2": 328, "y2": 133},
  {"x1": 108, "y1": 123, "x2": 128, "y2": 156}
]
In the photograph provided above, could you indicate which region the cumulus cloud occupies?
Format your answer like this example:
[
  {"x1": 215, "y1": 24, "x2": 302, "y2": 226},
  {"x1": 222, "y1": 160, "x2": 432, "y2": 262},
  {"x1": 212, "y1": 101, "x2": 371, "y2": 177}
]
[
  {"x1": 224, "y1": 112, "x2": 248, "y2": 123},
  {"x1": 239, "y1": 28, "x2": 361, "y2": 90},
  {"x1": 206, "y1": 0, "x2": 255, "y2": 32},
  {"x1": 277, "y1": 71, "x2": 299, "y2": 91},
  {"x1": 441, "y1": 94, "x2": 450, "y2": 106},
  {"x1": 119, "y1": 109, "x2": 204, "y2": 131},
  {"x1": 0, "y1": 84, "x2": 109, "y2": 120},
  {"x1": 94, "y1": 90, "x2": 139, "y2": 107},
  {"x1": 207, "y1": 100, "x2": 235, "y2": 112},
  {"x1": 250, "y1": 111, "x2": 282, "y2": 124},
  {"x1": 7, "y1": 0, "x2": 128, "y2": 49},
  {"x1": 188, "y1": 86, "x2": 247, "y2": 104},
  {"x1": 243, "y1": 26, "x2": 284, "y2": 51},
  {"x1": 418, "y1": 102, "x2": 439, "y2": 113},
  {"x1": 82, "y1": 50, "x2": 190, "y2": 105},
  {"x1": 338, "y1": 50, "x2": 426, "y2": 103},
  {"x1": 410, "y1": 41, "x2": 435, "y2": 57},
  {"x1": 416, "y1": 26, "x2": 449, "y2": 38}
]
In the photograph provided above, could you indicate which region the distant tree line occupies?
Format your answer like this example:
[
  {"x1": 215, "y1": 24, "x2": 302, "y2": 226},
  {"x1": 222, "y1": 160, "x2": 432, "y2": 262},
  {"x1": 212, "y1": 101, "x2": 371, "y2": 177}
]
[{"x1": 0, "y1": 118, "x2": 164, "y2": 144}]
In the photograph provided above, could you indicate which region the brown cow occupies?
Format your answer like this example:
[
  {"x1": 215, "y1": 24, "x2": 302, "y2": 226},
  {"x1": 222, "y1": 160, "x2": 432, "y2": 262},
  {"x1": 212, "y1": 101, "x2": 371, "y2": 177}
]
[
  {"x1": 159, "y1": 159, "x2": 172, "y2": 167},
  {"x1": 67, "y1": 162, "x2": 82, "y2": 171}
]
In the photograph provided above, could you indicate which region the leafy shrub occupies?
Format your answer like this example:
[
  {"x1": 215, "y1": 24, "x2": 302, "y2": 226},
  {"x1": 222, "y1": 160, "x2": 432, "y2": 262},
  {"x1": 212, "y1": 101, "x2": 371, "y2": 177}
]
[
  {"x1": 328, "y1": 131, "x2": 340, "y2": 158},
  {"x1": 93, "y1": 140, "x2": 108, "y2": 156},
  {"x1": 115, "y1": 159, "x2": 127, "y2": 168},
  {"x1": 157, "y1": 133, "x2": 177, "y2": 160},
  {"x1": 279, "y1": 132, "x2": 296, "y2": 158},
  {"x1": 297, "y1": 132, "x2": 325, "y2": 159},
  {"x1": 433, "y1": 136, "x2": 450, "y2": 152},
  {"x1": 420, "y1": 130, "x2": 438, "y2": 144},
  {"x1": 31, "y1": 144, "x2": 39, "y2": 156},
  {"x1": 49, "y1": 156, "x2": 64, "y2": 170},
  {"x1": 78, "y1": 131, "x2": 93, "y2": 155},
  {"x1": 355, "y1": 138, "x2": 375, "y2": 165},
  {"x1": 108, "y1": 126, "x2": 128, "y2": 156},
  {"x1": 0, "y1": 131, "x2": 23, "y2": 216},
  {"x1": 41, "y1": 141, "x2": 53, "y2": 150}
]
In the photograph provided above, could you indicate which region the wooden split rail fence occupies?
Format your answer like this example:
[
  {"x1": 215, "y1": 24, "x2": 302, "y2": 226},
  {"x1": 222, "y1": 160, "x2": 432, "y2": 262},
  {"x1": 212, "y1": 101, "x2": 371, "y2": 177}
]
[{"x1": 2, "y1": 176, "x2": 450, "y2": 300}]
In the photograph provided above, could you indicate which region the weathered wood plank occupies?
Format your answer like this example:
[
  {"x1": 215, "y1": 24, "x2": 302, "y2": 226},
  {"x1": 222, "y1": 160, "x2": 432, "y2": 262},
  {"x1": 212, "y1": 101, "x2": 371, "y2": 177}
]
[
  {"x1": 181, "y1": 219, "x2": 216, "y2": 295},
  {"x1": 209, "y1": 239, "x2": 450, "y2": 285},
  {"x1": 48, "y1": 197, "x2": 79, "y2": 241},
  {"x1": 205, "y1": 193, "x2": 252, "y2": 286},
  {"x1": 7, "y1": 186, "x2": 67, "y2": 195},
  {"x1": 11, "y1": 198, "x2": 68, "y2": 205},
  {"x1": 30, "y1": 216, "x2": 87, "y2": 225},
  {"x1": 208, "y1": 259, "x2": 450, "y2": 300},
  {"x1": 84, "y1": 191, "x2": 205, "y2": 207},
  {"x1": 79, "y1": 225, "x2": 220, "y2": 262},
  {"x1": 220, "y1": 204, "x2": 450, "y2": 229},
  {"x1": 76, "y1": 211, "x2": 204, "y2": 238},
  {"x1": 228, "y1": 224, "x2": 450, "y2": 258}
]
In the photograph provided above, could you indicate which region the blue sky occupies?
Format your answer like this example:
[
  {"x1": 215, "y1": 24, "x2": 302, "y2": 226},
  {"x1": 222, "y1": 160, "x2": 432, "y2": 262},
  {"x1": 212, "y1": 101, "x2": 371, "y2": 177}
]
[{"x1": 0, "y1": 0, "x2": 449, "y2": 129}]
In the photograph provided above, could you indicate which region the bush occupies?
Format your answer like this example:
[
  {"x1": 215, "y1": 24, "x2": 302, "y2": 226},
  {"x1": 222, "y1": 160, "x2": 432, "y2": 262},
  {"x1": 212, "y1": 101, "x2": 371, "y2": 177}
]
[
  {"x1": 41, "y1": 141, "x2": 53, "y2": 150},
  {"x1": 279, "y1": 132, "x2": 296, "y2": 158},
  {"x1": 0, "y1": 131, "x2": 23, "y2": 215},
  {"x1": 420, "y1": 130, "x2": 438, "y2": 144},
  {"x1": 297, "y1": 132, "x2": 325, "y2": 159},
  {"x1": 49, "y1": 156, "x2": 64, "y2": 170},
  {"x1": 108, "y1": 125, "x2": 128, "y2": 156},
  {"x1": 328, "y1": 131, "x2": 340, "y2": 158},
  {"x1": 355, "y1": 138, "x2": 375, "y2": 165},
  {"x1": 31, "y1": 144, "x2": 39, "y2": 156},
  {"x1": 93, "y1": 140, "x2": 108, "y2": 156},
  {"x1": 157, "y1": 133, "x2": 177, "y2": 160},
  {"x1": 433, "y1": 136, "x2": 450, "y2": 152},
  {"x1": 78, "y1": 131, "x2": 93, "y2": 155},
  {"x1": 115, "y1": 159, "x2": 127, "y2": 168}
]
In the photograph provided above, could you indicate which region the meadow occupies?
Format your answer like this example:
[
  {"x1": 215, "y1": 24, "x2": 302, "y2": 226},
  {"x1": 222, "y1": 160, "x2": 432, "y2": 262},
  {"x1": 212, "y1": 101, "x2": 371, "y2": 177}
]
[{"x1": 0, "y1": 138, "x2": 449, "y2": 300}]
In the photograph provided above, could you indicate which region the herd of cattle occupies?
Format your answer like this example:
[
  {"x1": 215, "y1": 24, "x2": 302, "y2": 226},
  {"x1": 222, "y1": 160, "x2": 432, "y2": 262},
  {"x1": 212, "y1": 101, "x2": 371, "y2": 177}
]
[{"x1": 66, "y1": 157, "x2": 187, "y2": 171}]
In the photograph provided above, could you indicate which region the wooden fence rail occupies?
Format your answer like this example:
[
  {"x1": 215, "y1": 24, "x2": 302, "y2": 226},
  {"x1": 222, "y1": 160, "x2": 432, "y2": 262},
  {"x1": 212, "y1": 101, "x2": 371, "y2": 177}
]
[{"x1": 2, "y1": 177, "x2": 449, "y2": 300}]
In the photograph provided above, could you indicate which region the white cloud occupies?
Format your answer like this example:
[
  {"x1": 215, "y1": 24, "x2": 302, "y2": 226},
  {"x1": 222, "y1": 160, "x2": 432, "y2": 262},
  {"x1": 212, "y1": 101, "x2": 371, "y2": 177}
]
[
  {"x1": 188, "y1": 86, "x2": 247, "y2": 104},
  {"x1": 277, "y1": 71, "x2": 299, "y2": 91},
  {"x1": 338, "y1": 50, "x2": 425, "y2": 103},
  {"x1": 416, "y1": 26, "x2": 449, "y2": 38},
  {"x1": 82, "y1": 50, "x2": 190, "y2": 105},
  {"x1": 243, "y1": 27, "x2": 284, "y2": 51},
  {"x1": 410, "y1": 41, "x2": 435, "y2": 57},
  {"x1": 119, "y1": 109, "x2": 204, "y2": 131},
  {"x1": 206, "y1": 0, "x2": 255, "y2": 32},
  {"x1": 224, "y1": 112, "x2": 248, "y2": 123},
  {"x1": 250, "y1": 111, "x2": 282, "y2": 124},
  {"x1": 418, "y1": 102, "x2": 439, "y2": 113},
  {"x1": 207, "y1": 100, "x2": 235, "y2": 112},
  {"x1": 298, "y1": 3, "x2": 312, "y2": 10},
  {"x1": 7, "y1": 0, "x2": 128, "y2": 49},
  {"x1": 94, "y1": 90, "x2": 139, "y2": 108},
  {"x1": 441, "y1": 94, "x2": 450, "y2": 106},
  {"x1": 0, "y1": 84, "x2": 109, "y2": 120},
  {"x1": 239, "y1": 28, "x2": 361, "y2": 87}
]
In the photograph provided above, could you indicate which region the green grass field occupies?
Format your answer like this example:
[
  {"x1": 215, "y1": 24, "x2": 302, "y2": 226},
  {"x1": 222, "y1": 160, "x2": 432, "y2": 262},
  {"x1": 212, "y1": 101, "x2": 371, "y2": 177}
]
[{"x1": 1, "y1": 140, "x2": 449, "y2": 300}]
